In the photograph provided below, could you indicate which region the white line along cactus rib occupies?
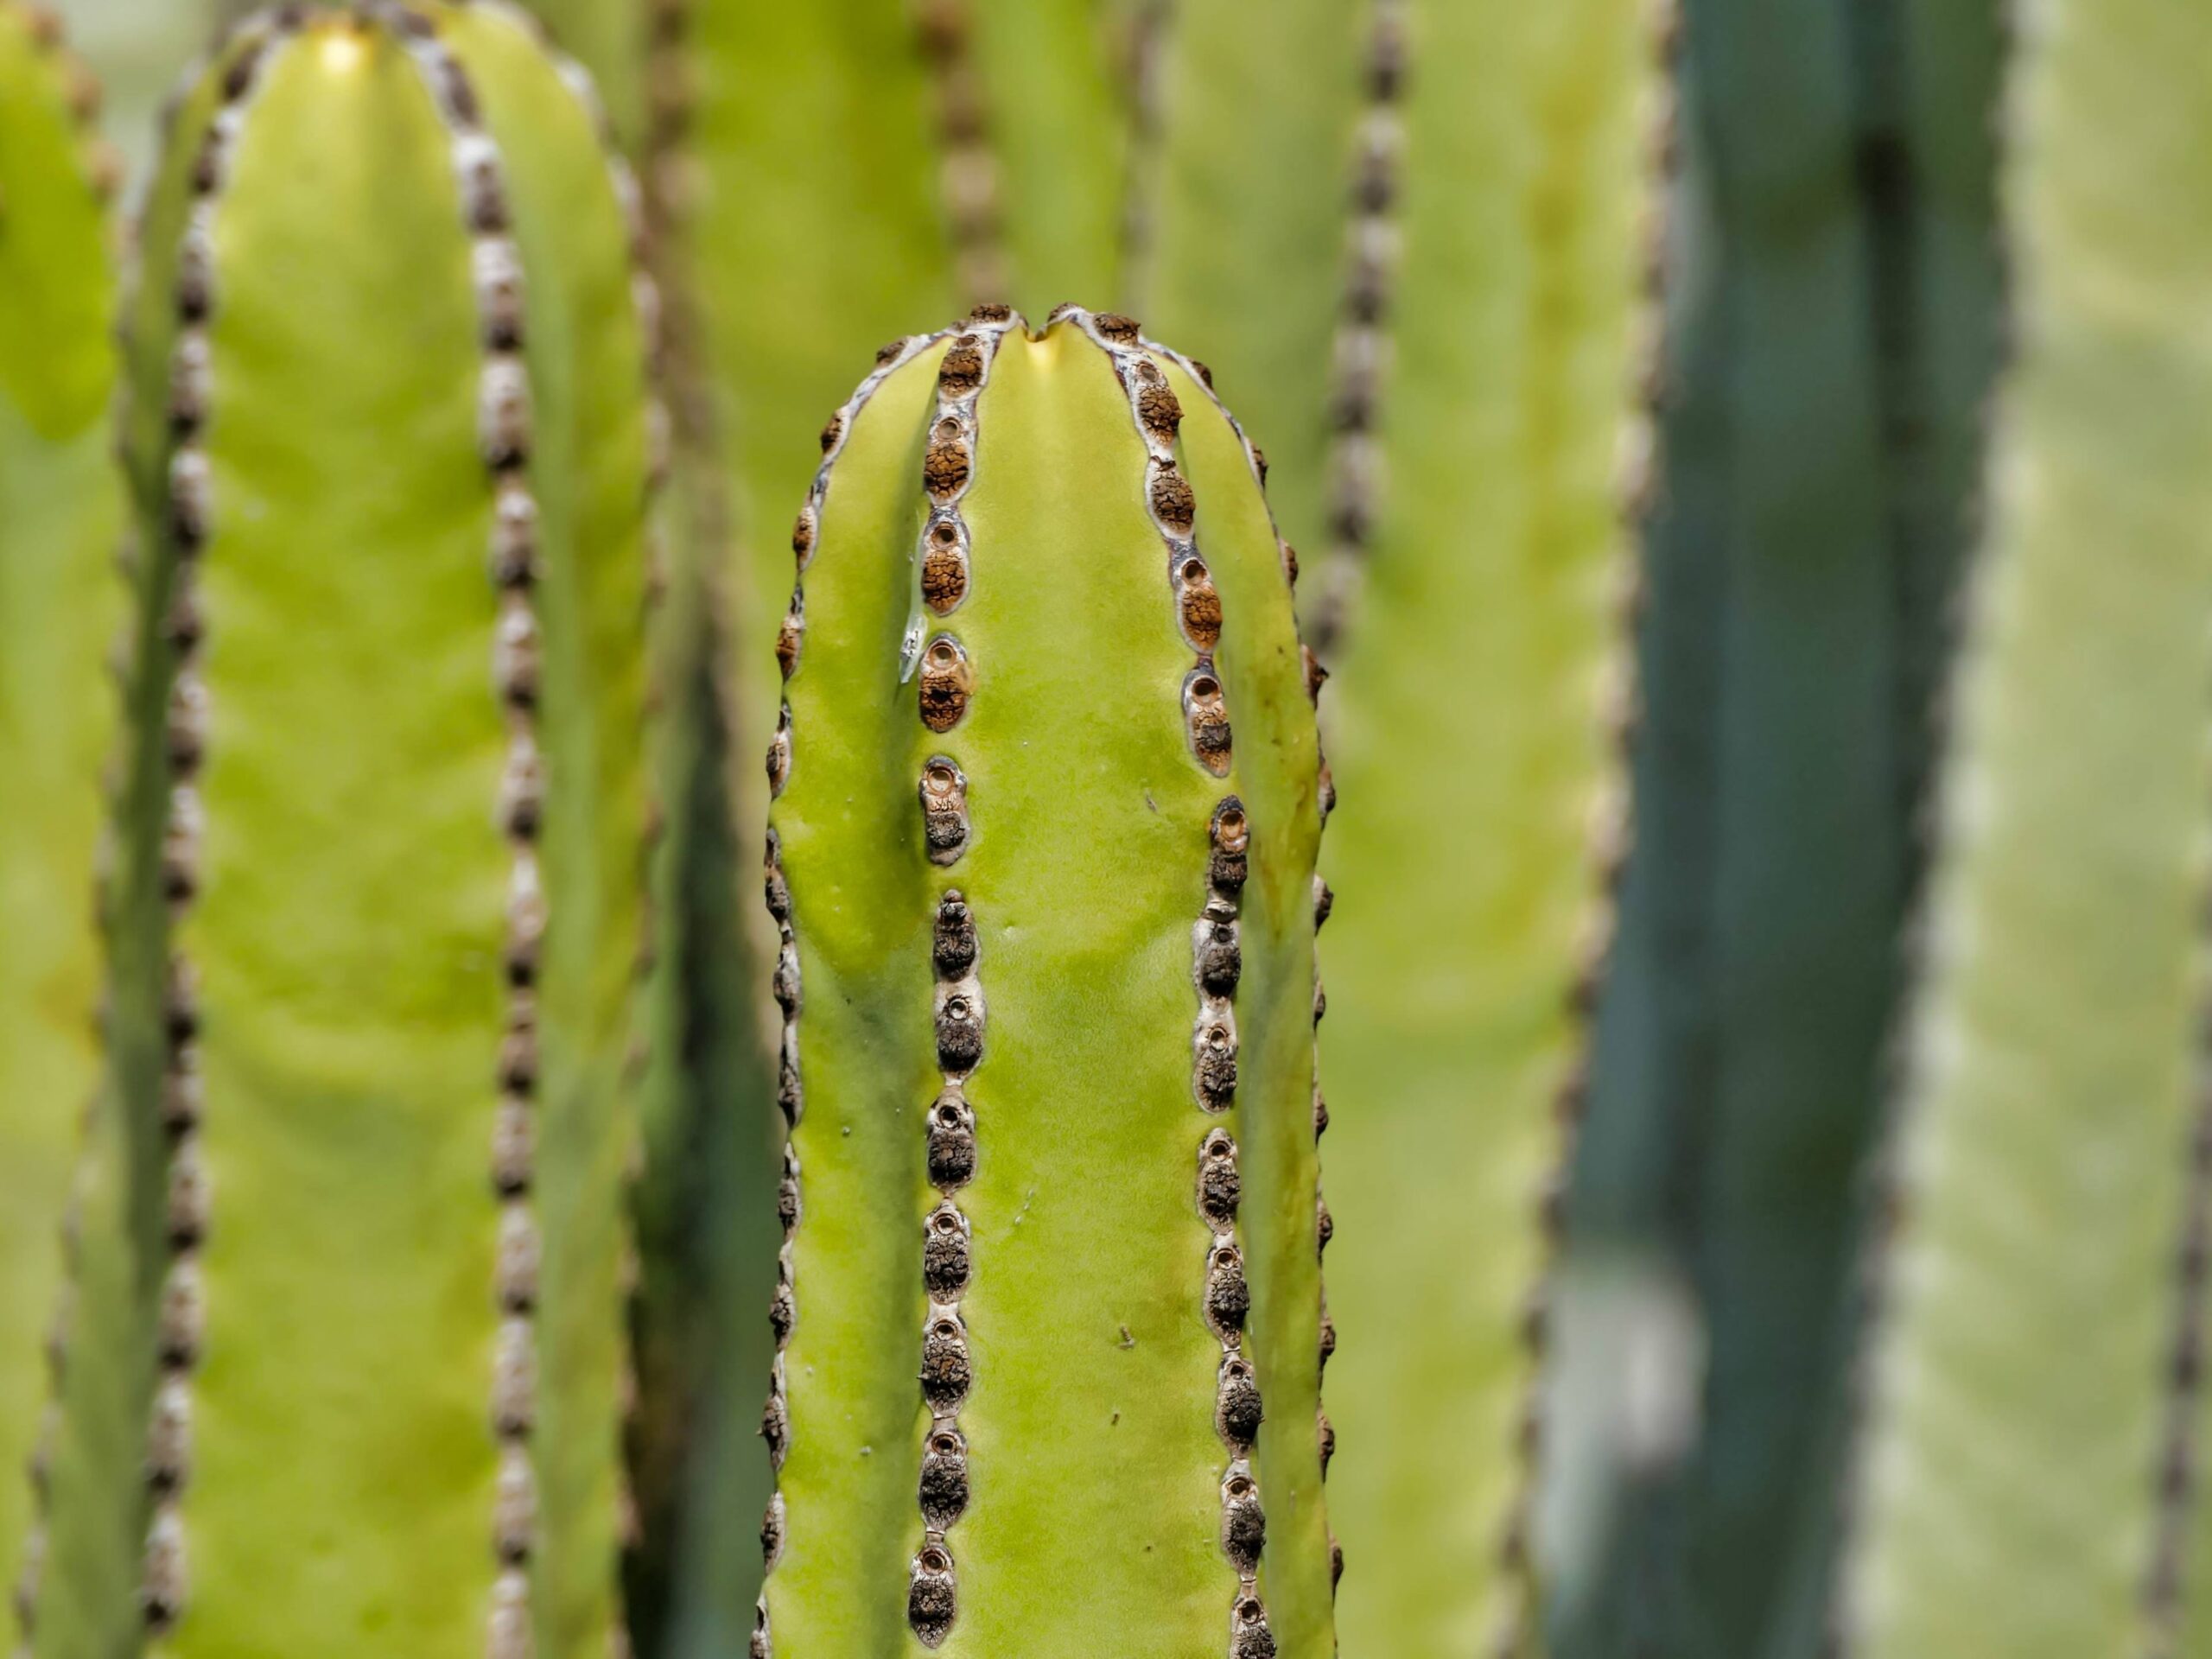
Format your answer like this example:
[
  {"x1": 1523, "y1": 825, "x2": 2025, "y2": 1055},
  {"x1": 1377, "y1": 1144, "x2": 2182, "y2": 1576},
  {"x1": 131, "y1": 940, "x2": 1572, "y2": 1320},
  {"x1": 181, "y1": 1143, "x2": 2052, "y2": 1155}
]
[
  {"x1": 137, "y1": 13, "x2": 295, "y2": 1632},
  {"x1": 753, "y1": 326, "x2": 955, "y2": 1659}
]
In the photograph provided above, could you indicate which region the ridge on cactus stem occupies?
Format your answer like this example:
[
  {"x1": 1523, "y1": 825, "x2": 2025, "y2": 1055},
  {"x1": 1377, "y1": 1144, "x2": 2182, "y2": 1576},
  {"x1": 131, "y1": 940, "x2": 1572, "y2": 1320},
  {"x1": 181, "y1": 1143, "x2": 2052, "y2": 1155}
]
[
  {"x1": 1839, "y1": 0, "x2": 2212, "y2": 1654},
  {"x1": 0, "y1": 6, "x2": 131, "y2": 1657},
  {"x1": 756, "y1": 304, "x2": 1332, "y2": 1656},
  {"x1": 102, "y1": 3, "x2": 658, "y2": 1655}
]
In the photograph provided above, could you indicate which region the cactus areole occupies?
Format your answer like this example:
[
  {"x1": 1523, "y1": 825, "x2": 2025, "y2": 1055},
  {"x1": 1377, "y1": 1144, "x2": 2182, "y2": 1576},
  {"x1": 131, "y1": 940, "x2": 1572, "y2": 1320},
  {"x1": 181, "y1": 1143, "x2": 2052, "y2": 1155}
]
[{"x1": 757, "y1": 306, "x2": 1335, "y2": 1656}]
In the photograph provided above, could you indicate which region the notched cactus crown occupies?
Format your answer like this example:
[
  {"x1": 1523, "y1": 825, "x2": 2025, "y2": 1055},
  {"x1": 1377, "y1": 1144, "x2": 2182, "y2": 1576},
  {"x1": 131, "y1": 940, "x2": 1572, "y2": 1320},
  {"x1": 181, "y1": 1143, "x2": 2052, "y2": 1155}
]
[{"x1": 757, "y1": 304, "x2": 1334, "y2": 1656}]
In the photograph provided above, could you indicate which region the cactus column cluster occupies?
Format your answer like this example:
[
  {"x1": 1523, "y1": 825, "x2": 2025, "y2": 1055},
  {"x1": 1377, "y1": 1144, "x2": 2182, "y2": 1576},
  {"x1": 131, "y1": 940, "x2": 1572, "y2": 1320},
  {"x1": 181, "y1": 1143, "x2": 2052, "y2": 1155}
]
[{"x1": 756, "y1": 305, "x2": 1332, "y2": 1656}]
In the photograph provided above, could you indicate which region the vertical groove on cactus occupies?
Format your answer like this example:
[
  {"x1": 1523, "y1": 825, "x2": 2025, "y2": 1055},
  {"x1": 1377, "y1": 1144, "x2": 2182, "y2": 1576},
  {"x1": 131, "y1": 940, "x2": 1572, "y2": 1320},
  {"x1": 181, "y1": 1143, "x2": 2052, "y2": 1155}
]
[
  {"x1": 913, "y1": 0, "x2": 1007, "y2": 309},
  {"x1": 751, "y1": 324, "x2": 952, "y2": 1659},
  {"x1": 0, "y1": 3, "x2": 126, "y2": 1651},
  {"x1": 137, "y1": 16, "x2": 292, "y2": 1630},
  {"x1": 1306, "y1": 0, "x2": 1404, "y2": 661}
]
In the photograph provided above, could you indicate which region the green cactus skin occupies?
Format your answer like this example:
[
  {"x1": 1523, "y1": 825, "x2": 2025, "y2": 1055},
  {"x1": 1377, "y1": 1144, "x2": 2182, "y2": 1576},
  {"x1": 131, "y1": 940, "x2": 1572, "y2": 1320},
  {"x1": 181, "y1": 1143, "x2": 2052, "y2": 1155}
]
[
  {"x1": 1837, "y1": 0, "x2": 2212, "y2": 1652},
  {"x1": 110, "y1": 5, "x2": 657, "y2": 1654},
  {"x1": 755, "y1": 305, "x2": 1329, "y2": 1656},
  {"x1": 1135, "y1": 0, "x2": 1370, "y2": 569},
  {"x1": 0, "y1": 5, "x2": 127, "y2": 1651}
]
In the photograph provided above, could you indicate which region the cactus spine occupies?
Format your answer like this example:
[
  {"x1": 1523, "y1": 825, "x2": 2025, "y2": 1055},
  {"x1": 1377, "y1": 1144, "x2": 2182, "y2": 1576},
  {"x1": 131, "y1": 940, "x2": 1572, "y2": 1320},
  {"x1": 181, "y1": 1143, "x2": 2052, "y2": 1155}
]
[
  {"x1": 106, "y1": 5, "x2": 657, "y2": 1653},
  {"x1": 1839, "y1": 0, "x2": 2212, "y2": 1652},
  {"x1": 758, "y1": 306, "x2": 1329, "y2": 1655},
  {"x1": 0, "y1": 5, "x2": 127, "y2": 1653}
]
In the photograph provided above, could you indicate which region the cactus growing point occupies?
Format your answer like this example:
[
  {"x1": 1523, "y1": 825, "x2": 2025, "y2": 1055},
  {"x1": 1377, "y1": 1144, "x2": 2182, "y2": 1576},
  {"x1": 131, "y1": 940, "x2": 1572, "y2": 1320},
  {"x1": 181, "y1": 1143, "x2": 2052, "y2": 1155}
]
[{"x1": 757, "y1": 305, "x2": 1332, "y2": 1656}]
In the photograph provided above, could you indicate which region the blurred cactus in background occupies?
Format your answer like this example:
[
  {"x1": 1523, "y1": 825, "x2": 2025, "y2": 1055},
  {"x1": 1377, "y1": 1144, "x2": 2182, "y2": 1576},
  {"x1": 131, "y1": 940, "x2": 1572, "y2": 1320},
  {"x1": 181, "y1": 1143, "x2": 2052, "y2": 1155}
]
[
  {"x1": 1840, "y1": 0, "x2": 2212, "y2": 1653},
  {"x1": 0, "y1": 3, "x2": 125, "y2": 1649},
  {"x1": 6, "y1": 0, "x2": 2211, "y2": 1654}
]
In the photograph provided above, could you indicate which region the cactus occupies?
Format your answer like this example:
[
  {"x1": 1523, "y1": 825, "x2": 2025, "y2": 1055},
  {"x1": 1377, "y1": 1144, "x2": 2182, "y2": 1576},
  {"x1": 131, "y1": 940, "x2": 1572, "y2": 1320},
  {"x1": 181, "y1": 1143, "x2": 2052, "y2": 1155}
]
[
  {"x1": 1294, "y1": 0, "x2": 1663, "y2": 1652},
  {"x1": 1838, "y1": 0, "x2": 2212, "y2": 1652},
  {"x1": 1559, "y1": 2, "x2": 2006, "y2": 1650},
  {"x1": 755, "y1": 304, "x2": 1330, "y2": 1655},
  {"x1": 63, "y1": 4, "x2": 659, "y2": 1654},
  {"x1": 0, "y1": 2, "x2": 128, "y2": 1648}
]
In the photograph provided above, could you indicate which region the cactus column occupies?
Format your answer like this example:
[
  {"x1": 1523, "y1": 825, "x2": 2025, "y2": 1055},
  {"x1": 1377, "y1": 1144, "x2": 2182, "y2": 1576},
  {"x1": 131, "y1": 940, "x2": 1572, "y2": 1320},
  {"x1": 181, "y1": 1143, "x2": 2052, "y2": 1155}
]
[
  {"x1": 111, "y1": 5, "x2": 657, "y2": 1656},
  {"x1": 758, "y1": 305, "x2": 1331, "y2": 1656}
]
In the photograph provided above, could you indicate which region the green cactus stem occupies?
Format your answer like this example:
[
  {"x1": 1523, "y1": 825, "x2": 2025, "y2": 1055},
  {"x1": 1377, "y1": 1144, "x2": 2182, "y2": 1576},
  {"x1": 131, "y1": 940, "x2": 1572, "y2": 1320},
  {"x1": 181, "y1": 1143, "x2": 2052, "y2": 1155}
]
[
  {"x1": 109, "y1": 4, "x2": 657, "y2": 1654},
  {"x1": 1838, "y1": 0, "x2": 2212, "y2": 1653},
  {"x1": 757, "y1": 305, "x2": 1330, "y2": 1656},
  {"x1": 0, "y1": 4, "x2": 127, "y2": 1652},
  {"x1": 1305, "y1": 0, "x2": 1666, "y2": 1651}
]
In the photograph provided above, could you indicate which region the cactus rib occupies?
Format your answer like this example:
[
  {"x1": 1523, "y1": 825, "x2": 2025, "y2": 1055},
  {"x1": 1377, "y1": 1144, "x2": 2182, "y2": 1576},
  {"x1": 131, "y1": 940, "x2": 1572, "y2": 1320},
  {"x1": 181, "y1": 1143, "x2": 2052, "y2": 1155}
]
[
  {"x1": 912, "y1": 0, "x2": 1007, "y2": 309},
  {"x1": 381, "y1": 22, "x2": 560, "y2": 1649},
  {"x1": 1159, "y1": 340, "x2": 1344, "y2": 1596},
  {"x1": 751, "y1": 323, "x2": 956, "y2": 1659},
  {"x1": 137, "y1": 14, "x2": 294, "y2": 1630},
  {"x1": 0, "y1": 3, "x2": 126, "y2": 1649},
  {"x1": 1071, "y1": 303, "x2": 1276, "y2": 1646}
]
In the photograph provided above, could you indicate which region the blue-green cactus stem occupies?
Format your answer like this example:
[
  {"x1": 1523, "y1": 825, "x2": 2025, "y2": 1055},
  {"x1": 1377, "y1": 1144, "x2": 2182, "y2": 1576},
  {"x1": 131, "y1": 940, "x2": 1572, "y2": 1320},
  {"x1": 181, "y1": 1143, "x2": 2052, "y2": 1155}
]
[{"x1": 0, "y1": 4, "x2": 128, "y2": 1653}]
